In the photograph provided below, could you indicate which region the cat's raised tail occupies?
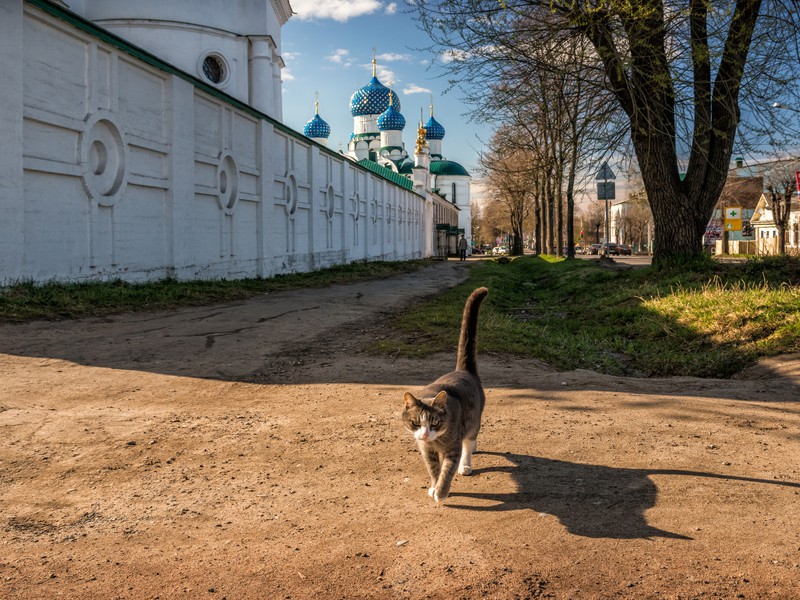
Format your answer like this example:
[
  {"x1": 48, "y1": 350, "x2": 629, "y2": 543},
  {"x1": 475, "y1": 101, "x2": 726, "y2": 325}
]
[{"x1": 455, "y1": 287, "x2": 489, "y2": 375}]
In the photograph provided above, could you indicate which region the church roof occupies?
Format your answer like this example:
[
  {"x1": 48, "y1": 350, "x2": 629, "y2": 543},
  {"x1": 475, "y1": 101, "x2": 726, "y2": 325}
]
[
  {"x1": 424, "y1": 115, "x2": 445, "y2": 140},
  {"x1": 430, "y1": 159, "x2": 469, "y2": 177},
  {"x1": 350, "y1": 77, "x2": 400, "y2": 117},
  {"x1": 377, "y1": 104, "x2": 406, "y2": 131},
  {"x1": 357, "y1": 159, "x2": 414, "y2": 191},
  {"x1": 303, "y1": 113, "x2": 330, "y2": 139},
  {"x1": 398, "y1": 161, "x2": 414, "y2": 175}
]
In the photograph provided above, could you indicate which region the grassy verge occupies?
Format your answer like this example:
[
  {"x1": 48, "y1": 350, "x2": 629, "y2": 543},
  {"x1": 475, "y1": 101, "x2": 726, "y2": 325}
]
[
  {"x1": 371, "y1": 255, "x2": 800, "y2": 378},
  {"x1": 0, "y1": 259, "x2": 432, "y2": 322}
]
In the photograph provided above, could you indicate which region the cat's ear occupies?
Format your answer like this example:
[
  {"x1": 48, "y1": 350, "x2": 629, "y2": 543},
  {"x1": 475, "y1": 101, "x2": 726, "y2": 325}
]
[
  {"x1": 432, "y1": 391, "x2": 448, "y2": 409},
  {"x1": 403, "y1": 392, "x2": 418, "y2": 408}
]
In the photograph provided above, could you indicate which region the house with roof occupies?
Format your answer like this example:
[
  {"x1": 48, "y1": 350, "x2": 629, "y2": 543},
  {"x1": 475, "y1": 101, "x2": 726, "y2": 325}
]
[
  {"x1": 750, "y1": 191, "x2": 800, "y2": 255},
  {"x1": 709, "y1": 157, "x2": 800, "y2": 254}
]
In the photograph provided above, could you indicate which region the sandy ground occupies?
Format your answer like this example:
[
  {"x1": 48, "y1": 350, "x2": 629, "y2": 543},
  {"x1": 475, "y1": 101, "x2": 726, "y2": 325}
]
[{"x1": 1, "y1": 258, "x2": 800, "y2": 599}]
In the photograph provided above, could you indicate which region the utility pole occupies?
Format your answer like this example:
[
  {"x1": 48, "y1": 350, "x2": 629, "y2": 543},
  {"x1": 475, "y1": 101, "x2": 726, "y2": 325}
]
[{"x1": 596, "y1": 162, "x2": 616, "y2": 255}]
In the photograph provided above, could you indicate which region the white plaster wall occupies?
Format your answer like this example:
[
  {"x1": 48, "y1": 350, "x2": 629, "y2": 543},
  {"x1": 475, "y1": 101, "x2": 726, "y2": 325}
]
[
  {"x1": 436, "y1": 174, "x2": 472, "y2": 250},
  {"x1": 76, "y1": 0, "x2": 287, "y2": 119},
  {"x1": 80, "y1": 0, "x2": 277, "y2": 35},
  {"x1": 93, "y1": 23, "x2": 247, "y2": 100},
  {"x1": 5, "y1": 1, "x2": 428, "y2": 284},
  {"x1": 0, "y1": 0, "x2": 25, "y2": 283}
]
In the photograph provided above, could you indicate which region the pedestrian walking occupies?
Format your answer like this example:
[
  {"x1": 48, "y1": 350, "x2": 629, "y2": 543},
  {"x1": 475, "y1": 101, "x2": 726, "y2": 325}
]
[{"x1": 458, "y1": 234, "x2": 468, "y2": 261}]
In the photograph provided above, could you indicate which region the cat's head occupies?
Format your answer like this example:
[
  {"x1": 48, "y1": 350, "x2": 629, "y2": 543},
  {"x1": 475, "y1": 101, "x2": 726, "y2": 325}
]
[{"x1": 402, "y1": 391, "x2": 449, "y2": 442}]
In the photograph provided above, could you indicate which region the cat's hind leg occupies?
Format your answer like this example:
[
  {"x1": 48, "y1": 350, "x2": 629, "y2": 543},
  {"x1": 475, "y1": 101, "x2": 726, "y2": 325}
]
[{"x1": 458, "y1": 437, "x2": 478, "y2": 475}]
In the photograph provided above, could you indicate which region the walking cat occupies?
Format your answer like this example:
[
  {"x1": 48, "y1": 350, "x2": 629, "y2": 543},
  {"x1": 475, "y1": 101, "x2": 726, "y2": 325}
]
[{"x1": 401, "y1": 287, "x2": 488, "y2": 503}]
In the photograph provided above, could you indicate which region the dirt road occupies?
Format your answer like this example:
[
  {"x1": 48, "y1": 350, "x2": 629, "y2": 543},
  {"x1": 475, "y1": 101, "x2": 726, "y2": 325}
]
[{"x1": 2, "y1": 259, "x2": 800, "y2": 598}]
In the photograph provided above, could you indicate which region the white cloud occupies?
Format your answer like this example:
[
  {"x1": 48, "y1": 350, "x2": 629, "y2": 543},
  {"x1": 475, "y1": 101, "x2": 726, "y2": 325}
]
[
  {"x1": 385, "y1": 2, "x2": 398, "y2": 14},
  {"x1": 282, "y1": 67, "x2": 295, "y2": 82},
  {"x1": 292, "y1": 0, "x2": 382, "y2": 22},
  {"x1": 327, "y1": 48, "x2": 351, "y2": 64},
  {"x1": 439, "y1": 49, "x2": 471, "y2": 64},
  {"x1": 377, "y1": 52, "x2": 412, "y2": 62},
  {"x1": 374, "y1": 64, "x2": 398, "y2": 84},
  {"x1": 282, "y1": 51, "x2": 301, "y2": 62},
  {"x1": 403, "y1": 84, "x2": 432, "y2": 95}
]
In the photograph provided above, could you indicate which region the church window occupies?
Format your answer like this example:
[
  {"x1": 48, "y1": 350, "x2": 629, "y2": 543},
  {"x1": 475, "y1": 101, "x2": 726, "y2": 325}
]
[
  {"x1": 452, "y1": 183, "x2": 457, "y2": 204},
  {"x1": 201, "y1": 54, "x2": 227, "y2": 84}
]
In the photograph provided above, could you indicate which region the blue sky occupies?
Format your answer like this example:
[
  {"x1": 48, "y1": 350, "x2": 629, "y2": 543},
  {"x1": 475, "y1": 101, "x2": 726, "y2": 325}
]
[{"x1": 280, "y1": 0, "x2": 492, "y2": 176}]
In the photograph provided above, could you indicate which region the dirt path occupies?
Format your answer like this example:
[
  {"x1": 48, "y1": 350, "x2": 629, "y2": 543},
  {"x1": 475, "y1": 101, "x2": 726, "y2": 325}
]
[{"x1": 2, "y1": 259, "x2": 800, "y2": 599}]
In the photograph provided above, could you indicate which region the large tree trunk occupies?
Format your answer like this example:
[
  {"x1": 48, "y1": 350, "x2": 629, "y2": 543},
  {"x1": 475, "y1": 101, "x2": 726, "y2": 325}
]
[
  {"x1": 648, "y1": 186, "x2": 706, "y2": 259},
  {"x1": 635, "y1": 132, "x2": 723, "y2": 262},
  {"x1": 583, "y1": 0, "x2": 762, "y2": 267}
]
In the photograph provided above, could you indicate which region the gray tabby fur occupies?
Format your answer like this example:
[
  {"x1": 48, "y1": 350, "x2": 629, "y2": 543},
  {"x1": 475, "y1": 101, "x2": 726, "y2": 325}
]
[{"x1": 401, "y1": 287, "x2": 488, "y2": 503}]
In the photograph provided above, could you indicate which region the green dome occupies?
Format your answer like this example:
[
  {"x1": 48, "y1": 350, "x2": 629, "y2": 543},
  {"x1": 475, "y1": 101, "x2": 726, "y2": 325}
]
[
  {"x1": 429, "y1": 160, "x2": 470, "y2": 177},
  {"x1": 398, "y1": 161, "x2": 414, "y2": 175}
]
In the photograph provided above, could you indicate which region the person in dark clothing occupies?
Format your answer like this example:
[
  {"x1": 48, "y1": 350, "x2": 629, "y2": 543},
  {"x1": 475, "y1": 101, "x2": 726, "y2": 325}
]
[{"x1": 458, "y1": 234, "x2": 468, "y2": 261}]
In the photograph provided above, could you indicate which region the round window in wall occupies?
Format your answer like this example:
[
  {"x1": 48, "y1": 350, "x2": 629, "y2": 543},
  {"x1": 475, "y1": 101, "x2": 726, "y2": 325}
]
[{"x1": 201, "y1": 53, "x2": 228, "y2": 85}]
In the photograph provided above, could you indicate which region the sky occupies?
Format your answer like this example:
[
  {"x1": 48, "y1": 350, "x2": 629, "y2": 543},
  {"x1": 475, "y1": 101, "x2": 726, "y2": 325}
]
[{"x1": 280, "y1": 0, "x2": 492, "y2": 178}]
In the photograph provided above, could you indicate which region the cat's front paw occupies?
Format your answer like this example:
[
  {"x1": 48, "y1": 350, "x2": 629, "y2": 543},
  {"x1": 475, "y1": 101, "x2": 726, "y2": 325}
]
[
  {"x1": 458, "y1": 465, "x2": 473, "y2": 476},
  {"x1": 433, "y1": 490, "x2": 448, "y2": 504},
  {"x1": 428, "y1": 486, "x2": 435, "y2": 498}
]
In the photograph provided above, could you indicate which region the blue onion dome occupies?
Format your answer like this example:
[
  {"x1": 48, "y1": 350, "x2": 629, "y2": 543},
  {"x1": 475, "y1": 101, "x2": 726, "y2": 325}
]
[
  {"x1": 350, "y1": 77, "x2": 401, "y2": 117},
  {"x1": 424, "y1": 115, "x2": 445, "y2": 140},
  {"x1": 303, "y1": 113, "x2": 330, "y2": 139},
  {"x1": 377, "y1": 104, "x2": 406, "y2": 131}
]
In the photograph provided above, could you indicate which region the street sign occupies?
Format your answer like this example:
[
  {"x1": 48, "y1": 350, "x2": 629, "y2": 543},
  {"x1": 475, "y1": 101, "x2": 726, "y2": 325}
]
[
  {"x1": 595, "y1": 162, "x2": 616, "y2": 181},
  {"x1": 724, "y1": 206, "x2": 742, "y2": 231},
  {"x1": 725, "y1": 207, "x2": 741, "y2": 219},
  {"x1": 597, "y1": 181, "x2": 615, "y2": 200}
]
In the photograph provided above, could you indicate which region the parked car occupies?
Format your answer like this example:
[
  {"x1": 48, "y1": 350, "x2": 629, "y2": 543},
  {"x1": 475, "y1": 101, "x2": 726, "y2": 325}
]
[
  {"x1": 600, "y1": 242, "x2": 620, "y2": 255},
  {"x1": 492, "y1": 245, "x2": 508, "y2": 256},
  {"x1": 588, "y1": 243, "x2": 602, "y2": 255},
  {"x1": 617, "y1": 243, "x2": 632, "y2": 255}
]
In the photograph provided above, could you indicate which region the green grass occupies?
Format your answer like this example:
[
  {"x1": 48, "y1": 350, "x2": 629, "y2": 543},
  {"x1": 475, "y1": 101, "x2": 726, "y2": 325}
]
[
  {"x1": 371, "y1": 254, "x2": 800, "y2": 378},
  {"x1": 5, "y1": 254, "x2": 799, "y2": 379},
  {"x1": 0, "y1": 259, "x2": 432, "y2": 322}
]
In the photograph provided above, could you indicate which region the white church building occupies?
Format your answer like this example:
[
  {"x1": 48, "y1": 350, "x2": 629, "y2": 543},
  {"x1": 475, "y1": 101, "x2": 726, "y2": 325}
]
[{"x1": 0, "y1": 0, "x2": 471, "y2": 285}]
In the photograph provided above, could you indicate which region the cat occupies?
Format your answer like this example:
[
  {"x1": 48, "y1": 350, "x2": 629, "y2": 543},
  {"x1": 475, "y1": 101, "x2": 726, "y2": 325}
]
[{"x1": 401, "y1": 287, "x2": 489, "y2": 504}]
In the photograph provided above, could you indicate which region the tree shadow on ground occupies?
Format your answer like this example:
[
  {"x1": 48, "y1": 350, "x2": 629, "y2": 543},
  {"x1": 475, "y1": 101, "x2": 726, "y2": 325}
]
[{"x1": 447, "y1": 451, "x2": 800, "y2": 540}]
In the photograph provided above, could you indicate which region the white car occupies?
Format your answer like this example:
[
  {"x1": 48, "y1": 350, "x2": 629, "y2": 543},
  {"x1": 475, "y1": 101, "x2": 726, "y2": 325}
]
[{"x1": 491, "y1": 246, "x2": 508, "y2": 256}]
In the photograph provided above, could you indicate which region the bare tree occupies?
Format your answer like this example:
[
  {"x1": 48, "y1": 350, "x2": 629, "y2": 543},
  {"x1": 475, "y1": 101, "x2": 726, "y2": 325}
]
[
  {"x1": 618, "y1": 189, "x2": 654, "y2": 251},
  {"x1": 414, "y1": 0, "x2": 800, "y2": 267},
  {"x1": 479, "y1": 128, "x2": 537, "y2": 255},
  {"x1": 582, "y1": 201, "x2": 607, "y2": 245},
  {"x1": 477, "y1": 38, "x2": 621, "y2": 257}
]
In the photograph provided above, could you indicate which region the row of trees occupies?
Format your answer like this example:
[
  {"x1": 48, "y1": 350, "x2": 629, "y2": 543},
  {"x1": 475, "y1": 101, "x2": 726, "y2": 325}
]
[
  {"x1": 416, "y1": 0, "x2": 800, "y2": 266},
  {"x1": 472, "y1": 177, "x2": 654, "y2": 253}
]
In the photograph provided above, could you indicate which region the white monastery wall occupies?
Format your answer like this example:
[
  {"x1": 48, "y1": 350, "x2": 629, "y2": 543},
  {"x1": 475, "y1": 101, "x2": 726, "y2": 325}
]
[{"x1": 1, "y1": 1, "x2": 428, "y2": 284}]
